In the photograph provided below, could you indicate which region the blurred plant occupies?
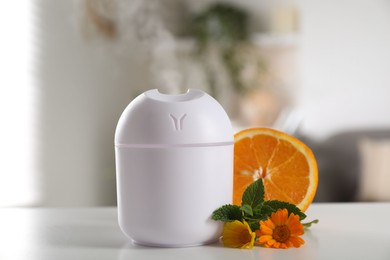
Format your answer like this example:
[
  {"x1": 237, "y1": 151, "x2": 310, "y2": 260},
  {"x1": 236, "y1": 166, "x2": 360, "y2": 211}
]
[
  {"x1": 192, "y1": 3, "x2": 248, "y2": 48},
  {"x1": 191, "y1": 3, "x2": 265, "y2": 97},
  {"x1": 78, "y1": 1, "x2": 267, "y2": 99}
]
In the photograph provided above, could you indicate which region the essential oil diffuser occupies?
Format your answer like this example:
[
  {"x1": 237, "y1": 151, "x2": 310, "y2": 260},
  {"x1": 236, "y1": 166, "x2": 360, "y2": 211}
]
[{"x1": 115, "y1": 89, "x2": 233, "y2": 247}]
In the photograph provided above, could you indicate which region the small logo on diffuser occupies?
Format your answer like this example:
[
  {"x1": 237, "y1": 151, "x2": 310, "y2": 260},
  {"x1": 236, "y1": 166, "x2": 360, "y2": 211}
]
[{"x1": 169, "y1": 114, "x2": 187, "y2": 131}]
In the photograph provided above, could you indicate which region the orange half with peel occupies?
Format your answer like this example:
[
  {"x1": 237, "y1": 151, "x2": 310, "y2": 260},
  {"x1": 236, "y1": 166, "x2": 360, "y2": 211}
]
[{"x1": 233, "y1": 128, "x2": 318, "y2": 212}]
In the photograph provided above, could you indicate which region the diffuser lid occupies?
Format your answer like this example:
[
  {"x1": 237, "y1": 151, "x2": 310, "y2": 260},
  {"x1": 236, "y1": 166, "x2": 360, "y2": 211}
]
[{"x1": 115, "y1": 89, "x2": 233, "y2": 146}]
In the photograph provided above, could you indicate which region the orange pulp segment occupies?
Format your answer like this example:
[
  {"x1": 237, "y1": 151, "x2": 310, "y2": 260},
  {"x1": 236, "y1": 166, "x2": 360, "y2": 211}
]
[{"x1": 233, "y1": 128, "x2": 318, "y2": 212}]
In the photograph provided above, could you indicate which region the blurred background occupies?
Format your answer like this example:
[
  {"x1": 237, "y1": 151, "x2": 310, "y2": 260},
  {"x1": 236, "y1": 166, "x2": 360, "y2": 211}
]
[{"x1": 1, "y1": 0, "x2": 390, "y2": 207}]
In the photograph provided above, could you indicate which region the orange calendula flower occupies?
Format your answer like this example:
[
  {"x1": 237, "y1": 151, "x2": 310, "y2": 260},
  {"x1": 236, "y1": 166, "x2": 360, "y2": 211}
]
[
  {"x1": 256, "y1": 208, "x2": 305, "y2": 249},
  {"x1": 222, "y1": 220, "x2": 256, "y2": 249}
]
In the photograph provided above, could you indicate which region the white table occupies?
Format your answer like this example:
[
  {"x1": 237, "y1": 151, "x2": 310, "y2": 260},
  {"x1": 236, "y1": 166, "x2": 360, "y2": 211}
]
[{"x1": 1, "y1": 203, "x2": 389, "y2": 260}]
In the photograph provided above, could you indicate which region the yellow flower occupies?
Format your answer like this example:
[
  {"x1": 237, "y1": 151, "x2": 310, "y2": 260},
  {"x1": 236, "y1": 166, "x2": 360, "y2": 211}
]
[
  {"x1": 256, "y1": 208, "x2": 305, "y2": 249},
  {"x1": 222, "y1": 220, "x2": 256, "y2": 249}
]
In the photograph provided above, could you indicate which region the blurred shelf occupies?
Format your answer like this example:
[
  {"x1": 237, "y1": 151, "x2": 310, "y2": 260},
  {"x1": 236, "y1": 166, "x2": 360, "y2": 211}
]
[
  {"x1": 173, "y1": 33, "x2": 300, "y2": 52},
  {"x1": 251, "y1": 33, "x2": 300, "y2": 47}
]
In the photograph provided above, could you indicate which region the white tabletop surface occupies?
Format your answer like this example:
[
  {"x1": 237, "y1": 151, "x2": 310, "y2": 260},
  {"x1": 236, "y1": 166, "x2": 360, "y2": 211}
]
[{"x1": 0, "y1": 203, "x2": 389, "y2": 260}]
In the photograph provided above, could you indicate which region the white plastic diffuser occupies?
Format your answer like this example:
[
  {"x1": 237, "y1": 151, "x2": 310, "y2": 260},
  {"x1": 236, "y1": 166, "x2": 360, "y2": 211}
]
[{"x1": 115, "y1": 89, "x2": 233, "y2": 247}]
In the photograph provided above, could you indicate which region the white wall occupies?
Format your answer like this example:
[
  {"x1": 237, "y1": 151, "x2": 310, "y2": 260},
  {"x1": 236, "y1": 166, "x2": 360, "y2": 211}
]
[
  {"x1": 4, "y1": 0, "x2": 390, "y2": 206},
  {"x1": 187, "y1": 0, "x2": 390, "y2": 140},
  {"x1": 36, "y1": 0, "x2": 151, "y2": 206},
  {"x1": 0, "y1": 1, "x2": 37, "y2": 206},
  {"x1": 298, "y1": 0, "x2": 390, "y2": 140}
]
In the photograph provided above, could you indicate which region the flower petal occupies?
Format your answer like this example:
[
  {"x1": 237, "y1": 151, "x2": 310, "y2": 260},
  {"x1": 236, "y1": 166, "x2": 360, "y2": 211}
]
[
  {"x1": 223, "y1": 221, "x2": 244, "y2": 234},
  {"x1": 279, "y1": 243, "x2": 288, "y2": 249},
  {"x1": 271, "y1": 211, "x2": 282, "y2": 226},
  {"x1": 241, "y1": 236, "x2": 255, "y2": 249},
  {"x1": 288, "y1": 236, "x2": 305, "y2": 248},
  {"x1": 221, "y1": 220, "x2": 255, "y2": 249},
  {"x1": 258, "y1": 235, "x2": 273, "y2": 244},
  {"x1": 289, "y1": 224, "x2": 304, "y2": 236},
  {"x1": 286, "y1": 240, "x2": 293, "y2": 248},
  {"x1": 287, "y1": 217, "x2": 304, "y2": 235},
  {"x1": 261, "y1": 219, "x2": 275, "y2": 230},
  {"x1": 223, "y1": 237, "x2": 242, "y2": 247},
  {"x1": 281, "y1": 209, "x2": 288, "y2": 220},
  {"x1": 260, "y1": 224, "x2": 274, "y2": 235},
  {"x1": 267, "y1": 239, "x2": 276, "y2": 246},
  {"x1": 272, "y1": 209, "x2": 288, "y2": 225}
]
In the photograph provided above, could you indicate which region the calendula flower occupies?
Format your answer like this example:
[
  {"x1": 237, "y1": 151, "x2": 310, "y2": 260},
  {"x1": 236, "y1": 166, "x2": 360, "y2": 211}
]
[
  {"x1": 256, "y1": 208, "x2": 305, "y2": 249},
  {"x1": 222, "y1": 220, "x2": 256, "y2": 249}
]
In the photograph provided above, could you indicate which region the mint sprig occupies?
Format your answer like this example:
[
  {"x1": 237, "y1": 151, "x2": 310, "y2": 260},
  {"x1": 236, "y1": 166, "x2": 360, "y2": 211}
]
[
  {"x1": 303, "y1": 219, "x2": 319, "y2": 229},
  {"x1": 211, "y1": 204, "x2": 243, "y2": 222},
  {"x1": 211, "y1": 179, "x2": 318, "y2": 231},
  {"x1": 262, "y1": 200, "x2": 306, "y2": 220},
  {"x1": 241, "y1": 177, "x2": 264, "y2": 209}
]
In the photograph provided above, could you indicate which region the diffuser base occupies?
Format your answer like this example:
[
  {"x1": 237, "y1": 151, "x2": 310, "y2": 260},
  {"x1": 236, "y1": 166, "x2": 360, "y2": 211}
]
[{"x1": 131, "y1": 238, "x2": 220, "y2": 248}]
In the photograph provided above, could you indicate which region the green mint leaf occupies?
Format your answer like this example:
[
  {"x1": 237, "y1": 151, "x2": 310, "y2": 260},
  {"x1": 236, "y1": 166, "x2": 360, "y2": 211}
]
[
  {"x1": 241, "y1": 204, "x2": 253, "y2": 216},
  {"x1": 258, "y1": 204, "x2": 274, "y2": 220},
  {"x1": 303, "y1": 219, "x2": 319, "y2": 229},
  {"x1": 252, "y1": 204, "x2": 263, "y2": 218},
  {"x1": 241, "y1": 179, "x2": 264, "y2": 209},
  {"x1": 262, "y1": 200, "x2": 307, "y2": 220},
  {"x1": 243, "y1": 204, "x2": 266, "y2": 232},
  {"x1": 246, "y1": 219, "x2": 260, "y2": 232},
  {"x1": 211, "y1": 204, "x2": 243, "y2": 222}
]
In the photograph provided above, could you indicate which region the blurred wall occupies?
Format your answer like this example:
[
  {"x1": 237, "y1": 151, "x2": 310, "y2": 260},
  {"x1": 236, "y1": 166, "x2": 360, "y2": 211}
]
[
  {"x1": 0, "y1": 1, "x2": 37, "y2": 206},
  {"x1": 32, "y1": 0, "x2": 390, "y2": 206},
  {"x1": 298, "y1": 0, "x2": 390, "y2": 140},
  {"x1": 36, "y1": 0, "x2": 150, "y2": 206}
]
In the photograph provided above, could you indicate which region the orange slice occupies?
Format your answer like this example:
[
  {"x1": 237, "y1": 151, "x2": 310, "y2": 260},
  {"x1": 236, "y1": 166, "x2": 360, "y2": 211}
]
[{"x1": 233, "y1": 128, "x2": 318, "y2": 212}]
